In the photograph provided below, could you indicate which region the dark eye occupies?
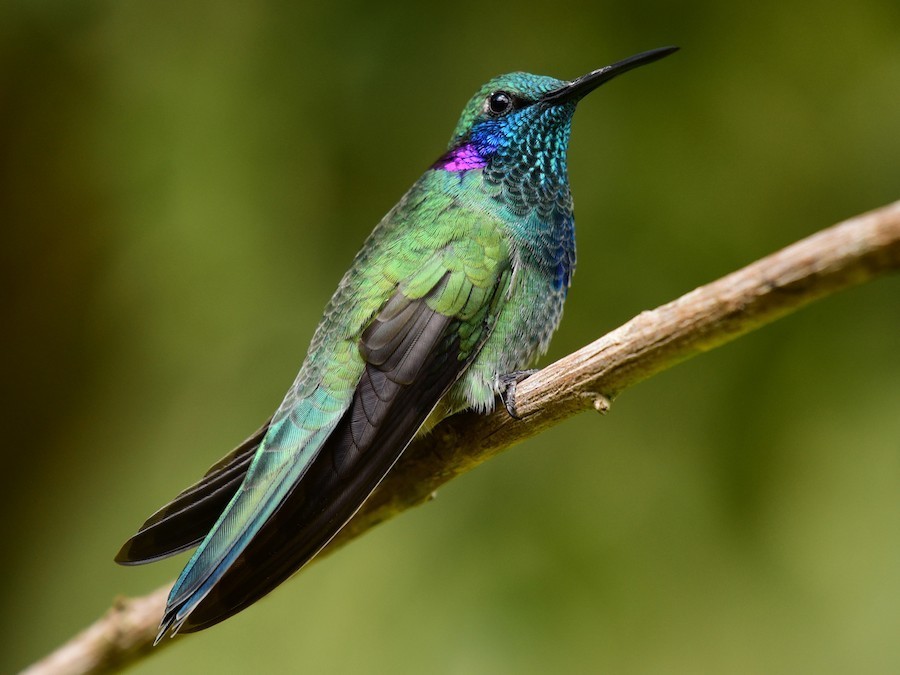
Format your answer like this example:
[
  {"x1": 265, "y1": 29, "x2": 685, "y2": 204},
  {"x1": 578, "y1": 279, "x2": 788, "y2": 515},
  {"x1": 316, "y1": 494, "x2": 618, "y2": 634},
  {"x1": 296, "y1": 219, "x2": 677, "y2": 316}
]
[{"x1": 487, "y1": 91, "x2": 513, "y2": 115}]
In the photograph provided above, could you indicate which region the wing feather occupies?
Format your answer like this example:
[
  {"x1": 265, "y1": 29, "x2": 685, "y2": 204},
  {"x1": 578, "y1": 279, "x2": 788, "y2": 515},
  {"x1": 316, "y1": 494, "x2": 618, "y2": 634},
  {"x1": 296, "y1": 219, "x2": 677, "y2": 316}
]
[{"x1": 170, "y1": 269, "x2": 508, "y2": 633}]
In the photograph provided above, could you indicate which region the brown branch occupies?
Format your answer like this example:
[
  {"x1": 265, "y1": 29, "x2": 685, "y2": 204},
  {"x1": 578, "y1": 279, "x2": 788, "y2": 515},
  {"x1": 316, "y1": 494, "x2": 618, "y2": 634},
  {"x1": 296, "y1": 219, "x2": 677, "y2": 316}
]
[{"x1": 23, "y1": 201, "x2": 900, "y2": 675}]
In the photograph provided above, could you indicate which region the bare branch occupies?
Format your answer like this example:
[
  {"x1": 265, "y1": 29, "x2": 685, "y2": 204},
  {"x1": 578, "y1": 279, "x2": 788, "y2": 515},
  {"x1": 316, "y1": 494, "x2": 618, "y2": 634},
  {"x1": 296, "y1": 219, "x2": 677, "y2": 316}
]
[
  {"x1": 21, "y1": 589, "x2": 170, "y2": 675},
  {"x1": 23, "y1": 201, "x2": 900, "y2": 675}
]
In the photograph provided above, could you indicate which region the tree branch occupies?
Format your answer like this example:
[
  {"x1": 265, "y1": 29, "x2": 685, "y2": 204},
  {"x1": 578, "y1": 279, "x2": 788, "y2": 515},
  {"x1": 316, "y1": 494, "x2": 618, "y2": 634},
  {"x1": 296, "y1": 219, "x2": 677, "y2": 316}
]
[{"x1": 23, "y1": 201, "x2": 900, "y2": 675}]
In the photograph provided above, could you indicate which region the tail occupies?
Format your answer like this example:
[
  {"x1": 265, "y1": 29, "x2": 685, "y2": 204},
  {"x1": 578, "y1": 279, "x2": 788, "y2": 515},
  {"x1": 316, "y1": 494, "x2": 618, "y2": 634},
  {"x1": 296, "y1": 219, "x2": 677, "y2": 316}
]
[
  {"x1": 155, "y1": 394, "x2": 348, "y2": 641},
  {"x1": 115, "y1": 420, "x2": 270, "y2": 565}
]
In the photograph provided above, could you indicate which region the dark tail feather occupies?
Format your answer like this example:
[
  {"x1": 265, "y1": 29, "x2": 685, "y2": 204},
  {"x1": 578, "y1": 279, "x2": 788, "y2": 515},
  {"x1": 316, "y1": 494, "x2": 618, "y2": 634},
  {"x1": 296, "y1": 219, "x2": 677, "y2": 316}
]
[
  {"x1": 176, "y1": 360, "x2": 458, "y2": 633},
  {"x1": 115, "y1": 419, "x2": 271, "y2": 565}
]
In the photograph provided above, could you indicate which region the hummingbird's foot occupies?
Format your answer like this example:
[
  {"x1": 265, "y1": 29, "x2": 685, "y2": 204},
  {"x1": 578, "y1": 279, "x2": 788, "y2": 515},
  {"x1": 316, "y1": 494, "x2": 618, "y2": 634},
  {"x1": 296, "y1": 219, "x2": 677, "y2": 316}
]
[{"x1": 497, "y1": 369, "x2": 539, "y2": 420}]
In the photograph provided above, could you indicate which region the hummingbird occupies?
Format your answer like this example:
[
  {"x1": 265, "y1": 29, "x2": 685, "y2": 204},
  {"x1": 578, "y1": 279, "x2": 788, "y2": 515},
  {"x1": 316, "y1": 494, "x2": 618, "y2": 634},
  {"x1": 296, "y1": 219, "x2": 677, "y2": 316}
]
[{"x1": 116, "y1": 46, "x2": 678, "y2": 639}]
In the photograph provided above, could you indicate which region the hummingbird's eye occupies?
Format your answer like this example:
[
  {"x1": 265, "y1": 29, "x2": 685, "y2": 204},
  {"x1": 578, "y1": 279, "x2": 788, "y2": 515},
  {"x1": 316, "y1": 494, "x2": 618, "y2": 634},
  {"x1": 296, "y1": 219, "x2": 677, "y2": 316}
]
[{"x1": 487, "y1": 91, "x2": 514, "y2": 115}]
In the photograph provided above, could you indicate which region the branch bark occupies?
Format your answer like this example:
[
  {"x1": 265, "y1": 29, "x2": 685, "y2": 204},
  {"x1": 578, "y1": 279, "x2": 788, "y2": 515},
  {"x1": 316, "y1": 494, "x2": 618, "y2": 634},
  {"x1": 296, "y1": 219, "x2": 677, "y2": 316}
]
[{"x1": 23, "y1": 201, "x2": 900, "y2": 675}]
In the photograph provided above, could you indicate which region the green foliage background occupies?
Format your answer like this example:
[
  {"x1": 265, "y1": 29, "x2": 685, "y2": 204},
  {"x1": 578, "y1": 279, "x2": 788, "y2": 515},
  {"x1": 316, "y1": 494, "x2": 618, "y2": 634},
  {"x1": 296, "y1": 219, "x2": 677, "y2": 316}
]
[{"x1": 2, "y1": 1, "x2": 899, "y2": 673}]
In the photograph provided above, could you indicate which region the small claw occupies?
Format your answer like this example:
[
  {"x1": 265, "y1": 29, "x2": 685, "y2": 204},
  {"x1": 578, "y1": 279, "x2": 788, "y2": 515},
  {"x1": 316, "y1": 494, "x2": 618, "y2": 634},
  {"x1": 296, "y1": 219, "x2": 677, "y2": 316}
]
[
  {"x1": 593, "y1": 394, "x2": 611, "y2": 414},
  {"x1": 500, "y1": 385, "x2": 521, "y2": 420},
  {"x1": 497, "y1": 369, "x2": 539, "y2": 420}
]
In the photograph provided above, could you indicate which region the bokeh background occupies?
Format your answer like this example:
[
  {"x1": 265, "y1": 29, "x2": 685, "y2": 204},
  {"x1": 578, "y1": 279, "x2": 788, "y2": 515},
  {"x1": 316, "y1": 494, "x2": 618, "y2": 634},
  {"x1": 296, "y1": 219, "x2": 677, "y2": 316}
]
[{"x1": 3, "y1": 1, "x2": 899, "y2": 673}]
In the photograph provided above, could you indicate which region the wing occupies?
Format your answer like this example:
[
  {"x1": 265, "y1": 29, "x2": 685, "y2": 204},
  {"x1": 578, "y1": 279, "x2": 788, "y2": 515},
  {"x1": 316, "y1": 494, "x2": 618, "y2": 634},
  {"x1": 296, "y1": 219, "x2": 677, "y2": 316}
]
[
  {"x1": 159, "y1": 258, "x2": 512, "y2": 637},
  {"x1": 115, "y1": 419, "x2": 271, "y2": 565}
]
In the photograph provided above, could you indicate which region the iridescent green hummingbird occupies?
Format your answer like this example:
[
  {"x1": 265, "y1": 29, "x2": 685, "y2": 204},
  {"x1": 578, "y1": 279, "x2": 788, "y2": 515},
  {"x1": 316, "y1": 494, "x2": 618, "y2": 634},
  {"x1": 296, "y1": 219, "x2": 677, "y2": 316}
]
[{"x1": 116, "y1": 46, "x2": 678, "y2": 639}]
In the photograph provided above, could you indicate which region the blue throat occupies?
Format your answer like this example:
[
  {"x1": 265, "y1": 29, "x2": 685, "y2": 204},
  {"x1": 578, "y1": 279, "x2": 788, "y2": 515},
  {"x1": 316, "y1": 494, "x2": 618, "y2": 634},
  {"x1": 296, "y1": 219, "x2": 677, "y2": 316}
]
[{"x1": 433, "y1": 102, "x2": 577, "y2": 293}]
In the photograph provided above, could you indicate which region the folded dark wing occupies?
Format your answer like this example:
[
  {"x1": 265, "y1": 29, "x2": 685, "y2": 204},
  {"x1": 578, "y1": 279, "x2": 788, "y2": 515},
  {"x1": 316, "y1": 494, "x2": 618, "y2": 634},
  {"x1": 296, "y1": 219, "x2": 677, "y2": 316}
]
[{"x1": 176, "y1": 272, "x2": 506, "y2": 632}]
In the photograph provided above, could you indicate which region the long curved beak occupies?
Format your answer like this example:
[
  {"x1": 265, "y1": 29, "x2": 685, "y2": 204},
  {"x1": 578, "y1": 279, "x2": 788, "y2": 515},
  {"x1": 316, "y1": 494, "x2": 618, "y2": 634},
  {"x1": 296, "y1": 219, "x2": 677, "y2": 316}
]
[{"x1": 541, "y1": 46, "x2": 678, "y2": 106}]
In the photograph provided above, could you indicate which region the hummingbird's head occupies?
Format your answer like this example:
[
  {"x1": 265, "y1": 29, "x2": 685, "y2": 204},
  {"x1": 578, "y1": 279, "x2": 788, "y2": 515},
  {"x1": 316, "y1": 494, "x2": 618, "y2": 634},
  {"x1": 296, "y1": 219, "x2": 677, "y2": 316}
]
[
  {"x1": 443, "y1": 72, "x2": 571, "y2": 166},
  {"x1": 433, "y1": 47, "x2": 677, "y2": 212}
]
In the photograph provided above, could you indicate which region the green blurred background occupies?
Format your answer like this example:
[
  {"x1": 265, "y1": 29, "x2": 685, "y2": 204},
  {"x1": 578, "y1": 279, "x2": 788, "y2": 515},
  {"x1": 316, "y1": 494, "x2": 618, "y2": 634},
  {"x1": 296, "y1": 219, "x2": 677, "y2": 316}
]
[{"x1": 3, "y1": 1, "x2": 899, "y2": 673}]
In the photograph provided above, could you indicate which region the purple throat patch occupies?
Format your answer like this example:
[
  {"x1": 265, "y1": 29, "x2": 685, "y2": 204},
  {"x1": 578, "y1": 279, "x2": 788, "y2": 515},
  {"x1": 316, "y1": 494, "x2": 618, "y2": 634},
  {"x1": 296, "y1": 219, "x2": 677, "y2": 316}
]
[{"x1": 433, "y1": 144, "x2": 487, "y2": 172}]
